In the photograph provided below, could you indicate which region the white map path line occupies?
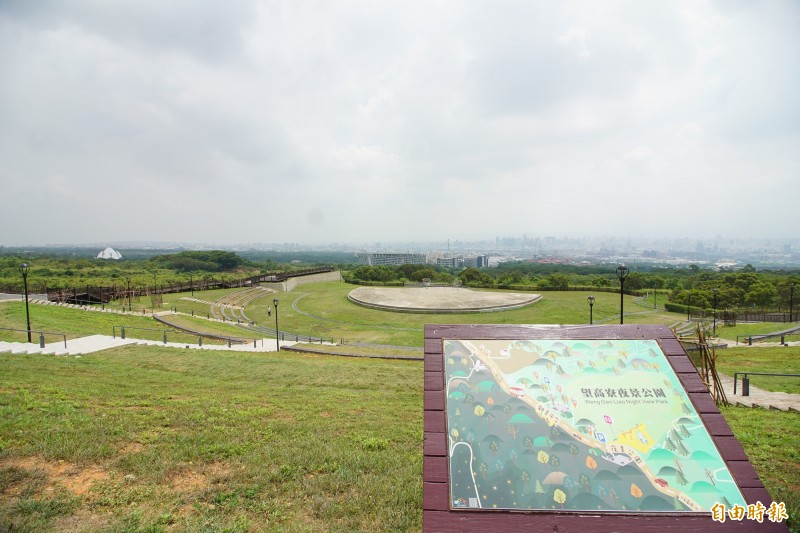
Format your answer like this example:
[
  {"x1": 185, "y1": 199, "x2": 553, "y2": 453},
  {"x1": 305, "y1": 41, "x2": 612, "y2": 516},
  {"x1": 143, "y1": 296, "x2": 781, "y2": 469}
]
[
  {"x1": 450, "y1": 441, "x2": 482, "y2": 509},
  {"x1": 712, "y1": 467, "x2": 738, "y2": 485}
]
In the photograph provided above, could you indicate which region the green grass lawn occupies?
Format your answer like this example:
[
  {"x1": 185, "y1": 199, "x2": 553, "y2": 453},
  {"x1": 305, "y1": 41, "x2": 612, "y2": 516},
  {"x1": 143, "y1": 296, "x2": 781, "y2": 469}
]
[
  {"x1": 2, "y1": 285, "x2": 799, "y2": 531},
  {"x1": 0, "y1": 303, "x2": 174, "y2": 344},
  {"x1": 5, "y1": 284, "x2": 690, "y2": 349},
  {"x1": 239, "y1": 282, "x2": 687, "y2": 347},
  {"x1": 721, "y1": 406, "x2": 800, "y2": 531},
  {"x1": 0, "y1": 347, "x2": 423, "y2": 532},
  {"x1": 1, "y1": 347, "x2": 797, "y2": 532},
  {"x1": 712, "y1": 346, "x2": 800, "y2": 394},
  {"x1": 716, "y1": 322, "x2": 800, "y2": 344}
]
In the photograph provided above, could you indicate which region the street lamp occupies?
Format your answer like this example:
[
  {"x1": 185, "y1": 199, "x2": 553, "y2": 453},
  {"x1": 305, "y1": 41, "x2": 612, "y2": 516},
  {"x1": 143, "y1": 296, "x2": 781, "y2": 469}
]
[
  {"x1": 273, "y1": 298, "x2": 280, "y2": 352},
  {"x1": 616, "y1": 265, "x2": 629, "y2": 325},
  {"x1": 712, "y1": 288, "x2": 718, "y2": 337},
  {"x1": 127, "y1": 277, "x2": 132, "y2": 311},
  {"x1": 587, "y1": 295, "x2": 595, "y2": 325},
  {"x1": 19, "y1": 263, "x2": 31, "y2": 343}
]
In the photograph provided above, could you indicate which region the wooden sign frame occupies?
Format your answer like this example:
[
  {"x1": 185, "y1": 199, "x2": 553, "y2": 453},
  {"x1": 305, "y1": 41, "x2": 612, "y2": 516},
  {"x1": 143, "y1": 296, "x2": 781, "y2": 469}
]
[{"x1": 423, "y1": 324, "x2": 787, "y2": 532}]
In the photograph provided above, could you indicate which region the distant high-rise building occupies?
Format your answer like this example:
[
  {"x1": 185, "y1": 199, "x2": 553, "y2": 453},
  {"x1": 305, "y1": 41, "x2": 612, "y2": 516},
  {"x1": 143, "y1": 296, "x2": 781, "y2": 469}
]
[{"x1": 356, "y1": 253, "x2": 427, "y2": 266}]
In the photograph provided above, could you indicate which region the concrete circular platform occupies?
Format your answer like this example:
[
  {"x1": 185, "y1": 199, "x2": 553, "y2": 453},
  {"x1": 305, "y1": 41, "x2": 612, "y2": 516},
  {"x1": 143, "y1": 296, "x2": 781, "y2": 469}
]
[{"x1": 347, "y1": 286, "x2": 542, "y2": 313}]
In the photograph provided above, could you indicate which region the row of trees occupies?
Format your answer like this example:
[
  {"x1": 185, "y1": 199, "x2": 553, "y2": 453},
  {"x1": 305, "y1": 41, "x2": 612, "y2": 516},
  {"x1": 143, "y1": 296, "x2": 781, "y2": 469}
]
[
  {"x1": 346, "y1": 263, "x2": 799, "y2": 312},
  {"x1": 0, "y1": 252, "x2": 265, "y2": 292},
  {"x1": 2, "y1": 252, "x2": 797, "y2": 312}
]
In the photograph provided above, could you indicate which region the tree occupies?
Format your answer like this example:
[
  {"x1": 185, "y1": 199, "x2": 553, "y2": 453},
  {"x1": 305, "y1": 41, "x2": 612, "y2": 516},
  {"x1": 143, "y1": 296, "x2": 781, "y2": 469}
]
[
  {"x1": 542, "y1": 273, "x2": 569, "y2": 289},
  {"x1": 537, "y1": 451, "x2": 550, "y2": 464},
  {"x1": 411, "y1": 268, "x2": 437, "y2": 282},
  {"x1": 396, "y1": 263, "x2": 426, "y2": 279},
  {"x1": 352, "y1": 265, "x2": 395, "y2": 282},
  {"x1": 591, "y1": 275, "x2": 613, "y2": 287},
  {"x1": 554, "y1": 489, "x2": 567, "y2": 508},
  {"x1": 624, "y1": 272, "x2": 646, "y2": 291},
  {"x1": 745, "y1": 282, "x2": 777, "y2": 309},
  {"x1": 459, "y1": 267, "x2": 482, "y2": 284},
  {"x1": 645, "y1": 276, "x2": 666, "y2": 289}
]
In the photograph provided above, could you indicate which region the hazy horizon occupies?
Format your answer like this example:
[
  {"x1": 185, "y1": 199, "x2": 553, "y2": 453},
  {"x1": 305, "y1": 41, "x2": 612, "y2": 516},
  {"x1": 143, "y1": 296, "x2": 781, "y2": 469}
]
[{"x1": 2, "y1": 2, "x2": 798, "y2": 246}]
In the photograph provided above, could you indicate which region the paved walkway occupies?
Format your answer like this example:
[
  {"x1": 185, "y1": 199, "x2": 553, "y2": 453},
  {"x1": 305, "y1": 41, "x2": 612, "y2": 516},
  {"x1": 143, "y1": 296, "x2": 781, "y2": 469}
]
[
  {"x1": 693, "y1": 337, "x2": 800, "y2": 411},
  {"x1": 0, "y1": 335, "x2": 296, "y2": 356},
  {"x1": 716, "y1": 372, "x2": 800, "y2": 412}
]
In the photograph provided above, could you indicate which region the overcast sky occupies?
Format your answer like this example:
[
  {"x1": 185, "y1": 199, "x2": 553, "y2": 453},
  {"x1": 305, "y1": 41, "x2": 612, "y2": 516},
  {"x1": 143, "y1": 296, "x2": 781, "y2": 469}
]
[{"x1": 1, "y1": 1, "x2": 798, "y2": 247}]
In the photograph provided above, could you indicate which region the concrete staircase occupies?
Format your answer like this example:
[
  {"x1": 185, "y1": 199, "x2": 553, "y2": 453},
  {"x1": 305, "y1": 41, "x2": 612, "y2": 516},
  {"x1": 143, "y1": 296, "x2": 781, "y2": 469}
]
[{"x1": 0, "y1": 335, "x2": 293, "y2": 357}]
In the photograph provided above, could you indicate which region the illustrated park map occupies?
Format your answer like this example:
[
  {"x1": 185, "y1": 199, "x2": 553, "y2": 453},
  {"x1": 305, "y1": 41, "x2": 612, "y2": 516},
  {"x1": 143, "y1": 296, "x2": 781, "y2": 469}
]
[{"x1": 444, "y1": 338, "x2": 747, "y2": 513}]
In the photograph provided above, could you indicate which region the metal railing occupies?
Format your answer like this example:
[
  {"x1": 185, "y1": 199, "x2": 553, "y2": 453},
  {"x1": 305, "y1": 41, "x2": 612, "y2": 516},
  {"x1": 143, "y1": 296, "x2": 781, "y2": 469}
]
[
  {"x1": 112, "y1": 326, "x2": 176, "y2": 345},
  {"x1": 736, "y1": 331, "x2": 800, "y2": 345},
  {"x1": 0, "y1": 326, "x2": 68, "y2": 349},
  {"x1": 733, "y1": 372, "x2": 800, "y2": 396},
  {"x1": 113, "y1": 325, "x2": 260, "y2": 348}
]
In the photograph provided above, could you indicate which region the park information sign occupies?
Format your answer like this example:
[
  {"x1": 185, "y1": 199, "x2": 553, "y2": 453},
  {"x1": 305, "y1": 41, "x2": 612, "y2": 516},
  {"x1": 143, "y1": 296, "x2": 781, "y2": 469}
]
[
  {"x1": 423, "y1": 324, "x2": 787, "y2": 532},
  {"x1": 444, "y1": 338, "x2": 745, "y2": 513}
]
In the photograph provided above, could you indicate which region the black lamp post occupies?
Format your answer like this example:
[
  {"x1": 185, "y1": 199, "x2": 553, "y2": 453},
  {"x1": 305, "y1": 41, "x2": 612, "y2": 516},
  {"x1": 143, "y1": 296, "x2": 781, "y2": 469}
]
[
  {"x1": 273, "y1": 298, "x2": 280, "y2": 351},
  {"x1": 19, "y1": 263, "x2": 31, "y2": 343},
  {"x1": 587, "y1": 295, "x2": 595, "y2": 325},
  {"x1": 687, "y1": 294, "x2": 692, "y2": 321},
  {"x1": 790, "y1": 283, "x2": 795, "y2": 323},
  {"x1": 616, "y1": 265, "x2": 629, "y2": 324},
  {"x1": 127, "y1": 277, "x2": 132, "y2": 311},
  {"x1": 712, "y1": 288, "x2": 718, "y2": 337}
]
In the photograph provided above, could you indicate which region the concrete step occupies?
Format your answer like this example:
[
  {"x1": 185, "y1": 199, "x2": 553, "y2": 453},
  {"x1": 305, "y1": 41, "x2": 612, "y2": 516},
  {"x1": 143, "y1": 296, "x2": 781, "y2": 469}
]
[
  {"x1": 63, "y1": 335, "x2": 139, "y2": 355},
  {"x1": 42, "y1": 346, "x2": 70, "y2": 356},
  {"x1": 0, "y1": 341, "x2": 42, "y2": 354}
]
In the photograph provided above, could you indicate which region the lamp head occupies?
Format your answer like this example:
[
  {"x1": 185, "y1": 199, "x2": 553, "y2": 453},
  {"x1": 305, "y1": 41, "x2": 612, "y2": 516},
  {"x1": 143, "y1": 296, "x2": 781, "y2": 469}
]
[
  {"x1": 616, "y1": 264, "x2": 629, "y2": 281},
  {"x1": 273, "y1": 298, "x2": 279, "y2": 307},
  {"x1": 19, "y1": 263, "x2": 29, "y2": 275},
  {"x1": 587, "y1": 296, "x2": 595, "y2": 305}
]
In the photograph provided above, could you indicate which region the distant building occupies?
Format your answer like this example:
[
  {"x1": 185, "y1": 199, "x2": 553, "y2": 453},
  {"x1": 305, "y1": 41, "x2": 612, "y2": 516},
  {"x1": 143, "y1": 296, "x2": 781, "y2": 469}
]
[
  {"x1": 464, "y1": 255, "x2": 489, "y2": 268},
  {"x1": 356, "y1": 252, "x2": 427, "y2": 266},
  {"x1": 97, "y1": 247, "x2": 122, "y2": 260},
  {"x1": 436, "y1": 257, "x2": 464, "y2": 269}
]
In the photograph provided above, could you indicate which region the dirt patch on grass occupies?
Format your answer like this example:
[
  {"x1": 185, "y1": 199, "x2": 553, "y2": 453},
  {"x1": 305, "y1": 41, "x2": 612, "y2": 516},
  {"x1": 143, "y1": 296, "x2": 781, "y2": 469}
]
[
  {"x1": 172, "y1": 470, "x2": 207, "y2": 491},
  {"x1": 120, "y1": 442, "x2": 145, "y2": 454},
  {"x1": 171, "y1": 462, "x2": 231, "y2": 492},
  {"x1": 0, "y1": 456, "x2": 110, "y2": 497},
  {"x1": 52, "y1": 509, "x2": 111, "y2": 532}
]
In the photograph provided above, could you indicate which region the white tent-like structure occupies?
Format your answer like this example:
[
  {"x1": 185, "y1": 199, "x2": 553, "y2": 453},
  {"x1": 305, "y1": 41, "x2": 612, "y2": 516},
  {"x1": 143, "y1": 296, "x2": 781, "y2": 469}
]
[{"x1": 96, "y1": 247, "x2": 122, "y2": 260}]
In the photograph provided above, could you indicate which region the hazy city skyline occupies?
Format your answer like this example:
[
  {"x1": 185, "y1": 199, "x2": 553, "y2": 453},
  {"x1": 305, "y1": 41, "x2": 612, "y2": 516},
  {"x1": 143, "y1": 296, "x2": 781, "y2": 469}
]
[{"x1": 2, "y1": 2, "x2": 798, "y2": 246}]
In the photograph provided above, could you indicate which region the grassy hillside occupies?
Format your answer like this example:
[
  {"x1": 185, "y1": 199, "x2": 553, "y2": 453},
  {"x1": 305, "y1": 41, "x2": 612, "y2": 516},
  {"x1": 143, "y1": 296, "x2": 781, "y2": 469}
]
[
  {"x1": 1, "y1": 347, "x2": 422, "y2": 532},
  {"x1": 1, "y1": 347, "x2": 797, "y2": 532}
]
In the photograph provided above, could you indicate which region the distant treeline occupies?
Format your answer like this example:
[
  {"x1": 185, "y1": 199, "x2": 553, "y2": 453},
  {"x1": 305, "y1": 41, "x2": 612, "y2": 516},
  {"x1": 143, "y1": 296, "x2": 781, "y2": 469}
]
[
  {"x1": 0, "y1": 246, "x2": 359, "y2": 264},
  {"x1": 2, "y1": 250, "x2": 798, "y2": 314},
  {"x1": 346, "y1": 262, "x2": 800, "y2": 313}
]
